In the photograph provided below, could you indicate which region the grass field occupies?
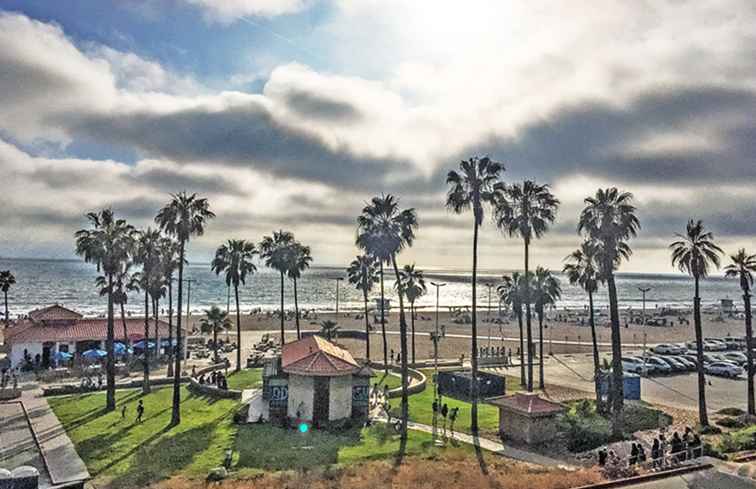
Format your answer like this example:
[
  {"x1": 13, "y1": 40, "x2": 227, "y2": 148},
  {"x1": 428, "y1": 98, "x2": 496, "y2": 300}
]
[{"x1": 226, "y1": 368, "x2": 263, "y2": 390}]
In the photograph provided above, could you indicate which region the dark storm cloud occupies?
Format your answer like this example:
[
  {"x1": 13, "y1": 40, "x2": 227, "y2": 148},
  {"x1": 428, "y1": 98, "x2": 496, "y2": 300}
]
[
  {"x1": 282, "y1": 89, "x2": 362, "y2": 122},
  {"x1": 127, "y1": 166, "x2": 247, "y2": 196},
  {"x1": 63, "y1": 100, "x2": 409, "y2": 190}
]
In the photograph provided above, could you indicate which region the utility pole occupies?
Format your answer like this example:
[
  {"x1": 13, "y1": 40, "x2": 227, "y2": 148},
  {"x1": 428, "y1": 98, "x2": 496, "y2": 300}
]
[
  {"x1": 485, "y1": 283, "x2": 494, "y2": 319},
  {"x1": 335, "y1": 277, "x2": 343, "y2": 316},
  {"x1": 430, "y1": 281, "x2": 446, "y2": 446}
]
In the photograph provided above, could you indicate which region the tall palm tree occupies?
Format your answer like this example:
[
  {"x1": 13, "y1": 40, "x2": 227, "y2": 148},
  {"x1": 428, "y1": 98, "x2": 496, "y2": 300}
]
[
  {"x1": 148, "y1": 266, "x2": 166, "y2": 359},
  {"x1": 200, "y1": 306, "x2": 231, "y2": 364},
  {"x1": 347, "y1": 255, "x2": 379, "y2": 361},
  {"x1": 498, "y1": 272, "x2": 526, "y2": 386},
  {"x1": 159, "y1": 238, "x2": 181, "y2": 376},
  {"x1": 211, "y1": 239, "x2": 258, "y2": 371},
  {"x1": 670, "y1": 220, "x2": 723, "y2": 427},
  {"x1": 75, "y1": 209, "x2": 134, "y2": 411},
  {"x1": 579, "y1": 188, "x2": 639, "y2": 436},
  {"x1": 356, "y1": 194, "x2": 417, "y2": 449},
  {"x1": 95, "y1": 262, "x2": 135, "y2": 345},
  {"x1": 0, "y1": 270, "x2": 16, "y2": 327},
  {"x1": 725, "y1": 249, "x2": 756, "y2": 416},
  {"x1": 533, "y1": 267, "x2": 561, "y2": 389},
  {"x1": 259, "y1": 230, "x2": 295, "y2": 346},
  {"x1": 496, "y1": 180, "x2": 559, "y2": 392},
  {"x1": 156, "y1": 192, "x2": 215, "y2": 426},
  {"x1": 397, "y1": 264, "x2": 427, "y2": 365},
  {"x1": 319, "y1": 319, "x2": 340, "y2": 341},
  {"x1": 564, "y1": 240, "x2": 603, "y2": 409},
  {"x1": 446, "y1": 156, "x2": 503, "y2": 433},
  {"x1": 287, "y1": 242, "x2": 313, "y2": 340},
  {"x1": 134, "y1": 228, "x2": 163, "y2": 394}
]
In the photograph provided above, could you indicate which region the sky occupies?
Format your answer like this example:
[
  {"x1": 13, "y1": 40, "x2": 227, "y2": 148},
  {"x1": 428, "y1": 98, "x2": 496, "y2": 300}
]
[{"x1": 0, "y1": 0, "x2": 755, "y2": 273}]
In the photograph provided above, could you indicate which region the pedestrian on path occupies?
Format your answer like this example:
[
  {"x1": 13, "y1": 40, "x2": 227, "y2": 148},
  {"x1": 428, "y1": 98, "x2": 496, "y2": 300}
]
[
  {"x1": 136, "y1": 399, "x2": 144, "y2": 423},
  {"x1": 441, "y1": 403, "x2": 449, "y2": 437},
  {"x1": 121, "y1": 404, "x2": 127, "y2": 420},
  {"x1": 449, "y1": 407, "x2": 459, "y2": 436}
]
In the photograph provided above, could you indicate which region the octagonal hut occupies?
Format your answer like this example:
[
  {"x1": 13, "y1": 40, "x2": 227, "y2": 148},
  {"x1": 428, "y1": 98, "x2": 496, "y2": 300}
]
[
  {"x1": 262, "y1": 335, "x2": 372, "y2": 427},
  {"x1": 486, "y1": 393, "x2": 565, "y2": 445}
]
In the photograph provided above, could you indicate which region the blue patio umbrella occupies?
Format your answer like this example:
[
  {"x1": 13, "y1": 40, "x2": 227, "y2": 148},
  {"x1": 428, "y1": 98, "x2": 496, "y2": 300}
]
[
  {"x1": 113, "y1": 342, "x2": 133, "y2": 355},
  {"x1": 160, "y1": 338, "x2": 178, "y2": 347},
  {"x1": 132, "y1": 340, "x2": 156, "y2": 350},
  {"x1": 53, "y1": 351, "x2": 73, "y2": 362},
  {"x1": 82, "y1": 349, "x2": 107, "y2": 360}
]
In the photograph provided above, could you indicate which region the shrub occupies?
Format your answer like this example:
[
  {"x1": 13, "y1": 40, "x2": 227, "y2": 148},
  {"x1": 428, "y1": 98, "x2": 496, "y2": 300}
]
[
  {"x1": 700, "y1": 424, "x2": 722, "y2": 435},
  {"x1": 717, "y1": 424, "x2": 756, "y2": 453},
  {"x1": 560, "y1": 412, "x2": 611, "y2": 452},
  {"x1": 622, "y1": 403, "x2": 672, "y2": 433},
  {"x1": 716, "y1": 416, "x2": 746, "y2": 429},
  {"x1": 717, "y1": 407, "x2": 746, "y2": 417}
]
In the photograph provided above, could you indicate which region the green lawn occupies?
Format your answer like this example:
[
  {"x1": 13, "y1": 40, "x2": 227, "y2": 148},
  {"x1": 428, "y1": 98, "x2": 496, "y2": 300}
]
[
  {"x1": 49, "y1": 386, "x2": 238, "y2": 488},
  {"x1": 226, "y1": 368, "x2": 263, "y2": 390},
  {"x1": 234, "y1": 423, "x2": 445, "y2": 474},
  {"x1": 371, "y1": 372, "x2": 403, "y2": 390}
]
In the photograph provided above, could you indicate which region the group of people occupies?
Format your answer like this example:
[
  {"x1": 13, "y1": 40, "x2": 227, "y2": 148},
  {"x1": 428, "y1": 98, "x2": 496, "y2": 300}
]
[
  {"x1": 196, "y1": 370, "x2": 229, "y2": 390},
  {"x1": 597, "y1": 426, "x2": 702, "y2": 471},
  {"x1": 432, "y1": 399, "x2": 460, "y2": 437},
  {"x1": 0, "y1": 368, "x2": 18, "y2": 391}
]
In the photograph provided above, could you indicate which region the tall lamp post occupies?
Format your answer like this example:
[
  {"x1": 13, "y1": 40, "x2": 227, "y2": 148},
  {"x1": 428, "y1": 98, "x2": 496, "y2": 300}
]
[
  {"x1": 485, "y1": 283, "x2": 494, "y2": 319},
  {"x1": 639, "y1": 287, "x2": 651, "y2": 359},
  {"x1": 334, "y1": 277, "x2": 343, "y2": 316},
  {"x1": 430, "y1": 281, "x2": 446, "y2": 445}
]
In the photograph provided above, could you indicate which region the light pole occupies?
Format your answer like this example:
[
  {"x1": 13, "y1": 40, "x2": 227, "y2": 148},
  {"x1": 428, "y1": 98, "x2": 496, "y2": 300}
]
[
  {"x1": 334, "y1": 277, "x2": 343, "y2": 316},
  {"x1": 430, "y1": 281, "x2": 446, "y2": 445},
  {"x1": 639, "y1": 287, "x2": 651, "y2": 358},
  {"x1": 485, "y1": 283, "x2": 494, "y2": 320}
]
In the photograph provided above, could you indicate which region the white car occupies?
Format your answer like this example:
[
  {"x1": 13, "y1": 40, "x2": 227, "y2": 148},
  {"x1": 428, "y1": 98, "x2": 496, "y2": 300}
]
[
  {"x1": 705, "y1": 361, "x2": 743, "y2": 377},
  {"x1": 653, "y1": 343, "x2": 686, "y2": 355},
  {"x1": 723, "y1": 352, "x2": 748, "y2": 366},
  {"x1": 622, "y1": 357, "x2": 648, "y2": 375},
  {"x1": 704, "y1": 339, "x2": 727, "y2": 351}
]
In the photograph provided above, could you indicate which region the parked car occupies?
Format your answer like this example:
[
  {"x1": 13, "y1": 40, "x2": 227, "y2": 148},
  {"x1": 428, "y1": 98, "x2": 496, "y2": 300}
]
[
  {"x1": 645, "y1": 356, "x2": 673, "y2": 374},
  {"x1": 672, "y1": 356, "x2": 696, "y2": 371},
  {"x1": 657, "y1": 356, "x2": 688, "y2": 373},
  {"x1": 722, "y1": 351, "x2": 748, "y2": 366},
  {"x1": 680, "y1": 354, "x2": 700, "y2": 368},
  {"x1": 723, "y1": 336, "x2": 747, "y2": 350},
  {"x1": 705, "y1": 361, "x2": 743, "y2": 378},
  {"x1": 703, "y1": 338, "x2": 727, "y2": 351},
  {"x1": 653, "y1": 343, "x2": 686, "y2": 355},
  {"x1": 622, "y1": 357, "x2": 649, "y2": 375}
]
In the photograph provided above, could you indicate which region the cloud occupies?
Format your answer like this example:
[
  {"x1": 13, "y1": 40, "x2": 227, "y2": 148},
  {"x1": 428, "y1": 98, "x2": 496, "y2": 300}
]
[{"x1": 182, "y1": 0, "x2": 314, "y2": 22}]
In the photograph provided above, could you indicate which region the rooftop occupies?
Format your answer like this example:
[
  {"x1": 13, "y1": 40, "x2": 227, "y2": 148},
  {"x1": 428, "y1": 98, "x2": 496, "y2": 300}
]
[
  {"x1": 486, "y1": 393, "x2": 565, "y2": 417},
  {"x1": 28, "y1": 304, "x2": 83, "y2": 323},
  {"x1": 282, "y1": 335, "x2": 360, "y2": 377}
]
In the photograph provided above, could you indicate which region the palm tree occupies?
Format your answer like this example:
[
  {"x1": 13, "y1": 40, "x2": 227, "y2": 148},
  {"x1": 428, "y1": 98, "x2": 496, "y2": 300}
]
[
  {"x1": 134, "y1": 228, "x2": 163, "y2": 394},
  {"x1": 287, "y1": 242, "x2": 313, "y2": 340},
  {"x1": 0, "y1": 270, "x2": 16, "y2": 327},
  {"x1": 564, "y1": 240, "x2": 603, "y2": 409},
  {"x1": 75, "y1": 209, "x2": 134, "y2": 411},
  {"x1": 156, "y1": 192, "x2": 215, "y2": 426},
  {"x1": 319, "y1": 319, "x2": 340, "y2": 341},
  {"x1": 670, "y1": 220, "x2": 723, "y2": 427},
  {"x1": 200, "y1": 306, "x2": 232, "y2": 363},
  {"x1": 159, "y1": 238, "x2": 181, "y2": 376},
  {"x1": 725, "y1": 249, "x2": 756, "y2": 416},
  {"x1": 211, "y1": 239, "x2": 258, "y2": 371},
  {"x1": 498, "y1": 272, "x2": 526, "y2": 386},
  {"x1": 356, "y1": 194, "x2": 418, "y2": 449},
  {"x1": 496, "y1": 180, "x2": 559, "y2": 392},
  {"x1": 347, "y1": 255, "x2": 379, "y2": 361},
  {"x1": 446, "y1": 156, "x2": 503, "y2": 433},
  {"x1": 259, "y1": 231, "x2": 295, "y2": 346},
  {"x1": 579, "y1": 188, "x2": 639, "y2": 436},
  {"x1": 533, "y1": 267, "x2": 561, "y2": 389},
  {"x1": 397, "y1": 264, "x2": 427, "y2": 365},
  {"x1": 95, "y1": 262, "x2": 135, "y2": 345},
  {"x1": 148, "y1": 266, "x2": 167, "y2": 360}
]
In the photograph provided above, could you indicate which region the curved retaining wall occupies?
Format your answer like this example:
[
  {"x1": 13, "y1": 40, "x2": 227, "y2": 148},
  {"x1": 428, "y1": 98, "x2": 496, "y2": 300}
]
[
  {"x1": 187, "y1": 361, "x2": 242, "y2": 400},
  {"x1": 43, "y1": 376, "x2": 188, "y2": 396},
  {"x1": 369, "y1": 362, "x2": 427, "y2": 399}
]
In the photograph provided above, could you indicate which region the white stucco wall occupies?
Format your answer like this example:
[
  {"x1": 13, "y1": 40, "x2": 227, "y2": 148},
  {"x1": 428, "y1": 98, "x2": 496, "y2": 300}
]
[
  {"x1": 10, "y1": 342, "x2": 43, "y2": 368},
  {"x1": 329, "y1": 375, "x2": 352, "y2": 421},
  {"x1": 287, "y1": 374, "x2": 314, "y2": 421}
]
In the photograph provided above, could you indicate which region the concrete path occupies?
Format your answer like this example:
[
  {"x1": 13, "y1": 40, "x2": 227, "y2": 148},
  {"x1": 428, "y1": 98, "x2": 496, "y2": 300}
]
[
  {"x1": 0, "y1": 402, "x2": 52, "y2": 488},
  {"x1": 242, "y1": 388, "x2": 269, "y2": 423},
  {"x1": 16, "y1": 389, "x2": 90, "y2": 487},
  {"x1": 624, "y1": 461, "x2": 756, "y2": 488}
]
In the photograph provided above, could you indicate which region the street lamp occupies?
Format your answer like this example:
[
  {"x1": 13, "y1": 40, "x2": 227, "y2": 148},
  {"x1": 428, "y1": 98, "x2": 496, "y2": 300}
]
[
  {"x1": 485, "y1": 283, "x2": 494, "y2": 319},
  {"x1": 430, "y1": 281, "x2": 446, "y2": 445},
  {"x1": 334, "y1": 277, "x2": 344, "y2": 316}
]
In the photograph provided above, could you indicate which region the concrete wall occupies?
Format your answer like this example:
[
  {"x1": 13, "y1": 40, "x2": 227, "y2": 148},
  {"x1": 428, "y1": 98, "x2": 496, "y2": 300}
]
[
  {"x1": 498, "y1": 409, "x2": 561, "y2": 445},
  {"x1": 328, "y1": 375, "x2": 352, "y2": 421},
  {"x1": 10, "y1": 342, "x2": 42, "y2": 368},
  {"x1": 287, "y1": 374, "x2": 314, "y2": 420}
]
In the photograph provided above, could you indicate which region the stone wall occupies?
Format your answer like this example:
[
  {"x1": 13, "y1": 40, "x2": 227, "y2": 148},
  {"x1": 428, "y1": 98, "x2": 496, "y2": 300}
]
[
  {"x1": 287, "y1": 374, "x2": 314, "y2": 420},
  {"x1": 328, "y1": 375, "x2": 352, "y2": 421}
]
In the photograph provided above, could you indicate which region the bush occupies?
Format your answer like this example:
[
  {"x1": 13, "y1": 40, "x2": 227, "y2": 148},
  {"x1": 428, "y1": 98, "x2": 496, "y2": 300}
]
[
  {"x1": 622, "y1": 403, "x2": 672, "y2": 433},
  {"x1": 700, "y1": 424, "x2": 722, "y2": 435},
  {"x1": 560, "y1": 411, "x2": 611, "y2": 452},
  {"x1": 717, "y1": 424, "x2": 756, "y2": 453},
  {"x1": 716, "y1": 416, "x2": 746, "y2": 429},
  {"x1": 718, "y1": 407, "x2": 746, "y2": 416}
]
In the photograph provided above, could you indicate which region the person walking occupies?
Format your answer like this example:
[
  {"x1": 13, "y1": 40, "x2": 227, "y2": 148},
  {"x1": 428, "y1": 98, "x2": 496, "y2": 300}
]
[
  {"x1": 136, "y1": 399, "x2": 144, "y2": 423},
  {"x1": 449, "y1": 407, "x2": 459, "y2": 436},
  {"x1": 441, "y1": 403, "x2": 449, "y2": 437},
  {"x1": 629, "y1": 443, "x2": 639, "y2": 466},
  {"x1": 121, "y1": 404, "x2": 127, "y2": 419},
  {"x1": 651, "y1": 438, "x2": 661, "y2": 469}
]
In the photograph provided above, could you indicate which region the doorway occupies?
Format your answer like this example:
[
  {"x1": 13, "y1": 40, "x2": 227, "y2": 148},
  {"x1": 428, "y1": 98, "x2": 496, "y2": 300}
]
[{"x1": 313, "y1": 377, "x2": 330, "y2": 426}]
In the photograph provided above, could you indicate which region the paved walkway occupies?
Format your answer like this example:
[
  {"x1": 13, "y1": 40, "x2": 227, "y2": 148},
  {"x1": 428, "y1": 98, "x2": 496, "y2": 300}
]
[
  {"x1": 0, "y1": 402, "x2": 53, "y2": 488},
  {"x1": 242, "y1": 388, "x2": 269, "y2": 423},
  {"x1": 16, "y1": 389, "x2": 90, "y2": 487}
]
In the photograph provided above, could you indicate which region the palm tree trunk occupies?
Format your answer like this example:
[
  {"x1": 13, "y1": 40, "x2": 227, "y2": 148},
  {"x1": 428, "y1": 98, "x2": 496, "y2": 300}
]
[
  {"x1": 143, "y1": 287, "x2": 151, "y2": 394},
  {"x1": 213, "y1": 326, "x2": 219, "y2": 364},
  {"x1": 154, "y1": 297, "x2": 160, "y2": 357},
  {"x1": 171, "y1": 241, "x2": 185, "y2": 427},
  {"x1": 390, "y1": 254, "x2": 410, "y2": 454},
  {"x1": 235, "y1": 283, "x2": 241, "y2": 372},
  {"x1": 524, "y1": 239, "x2": 533, "y2": 393},
  {"x1": 693, "y1": 277, "x2": 708, "y2": 426},
  {"x1": 294, "y1": 277, "x2": 301, "y2": 340},
  {"x1": 471, "y1": 220, "x2": 480, "y2": 433},
  {"x1": 363, "y1": 288, "x2": 371, "y2": 360},
  {"x1": 380, "y1": 262, "x2": 387, "y2": 373},
  {"x1": 411, "y1": 301, "x2": 416, "y2": 365},
  {"x1": 167, "y1": 280, "x2": 173, "y2": 377},
  {"x1": 279, "y1": 272, "x2": 285, "y2": 345},
  {"x1": 745, "y1": 292, "x2": 754, "y2": 416},
  {"x1": 607, "y1": 271, "x2": 624, "y2": 436},
  {"x1": 4, "y1": 290, "x2": 9, "y2": 327},
  {"x1": 518, "y1": 308, "x2": 525, "y2": 387},
  {"x1": 588, "y1": 290, "x2": 602, "y2": 412},
  {"x1": 538, "y1": 309, "x2": 544, "y2": 389},
  {"x1": 106, "y1": 274, "x2": 116, "y2": 411}
]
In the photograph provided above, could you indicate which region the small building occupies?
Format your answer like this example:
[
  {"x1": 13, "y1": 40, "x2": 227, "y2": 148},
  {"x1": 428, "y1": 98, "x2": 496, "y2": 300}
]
[
  {"x1": 437, "y1": 370, "x2": 506, "y2": 402},
  {"x1": 262, "y1": 335, "x2": 372, "y2": 427},
  {"x1": 4, "y1": 304, "x2": 183, "y2": 369},
  {"x1": 487, "y1": 393, "x2": 565, "y2": 445}
]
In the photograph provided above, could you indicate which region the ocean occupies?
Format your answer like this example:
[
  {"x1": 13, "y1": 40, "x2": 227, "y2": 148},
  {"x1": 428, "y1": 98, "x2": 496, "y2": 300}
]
[{"x1": 0, "y1": 258, "x2": 745, "y2": 318}]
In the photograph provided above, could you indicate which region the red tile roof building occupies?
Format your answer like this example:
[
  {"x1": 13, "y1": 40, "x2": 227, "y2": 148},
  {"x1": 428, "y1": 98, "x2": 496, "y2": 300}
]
[{"x1": 282, "y1": 335, "x2": 361, "y2": 377}]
